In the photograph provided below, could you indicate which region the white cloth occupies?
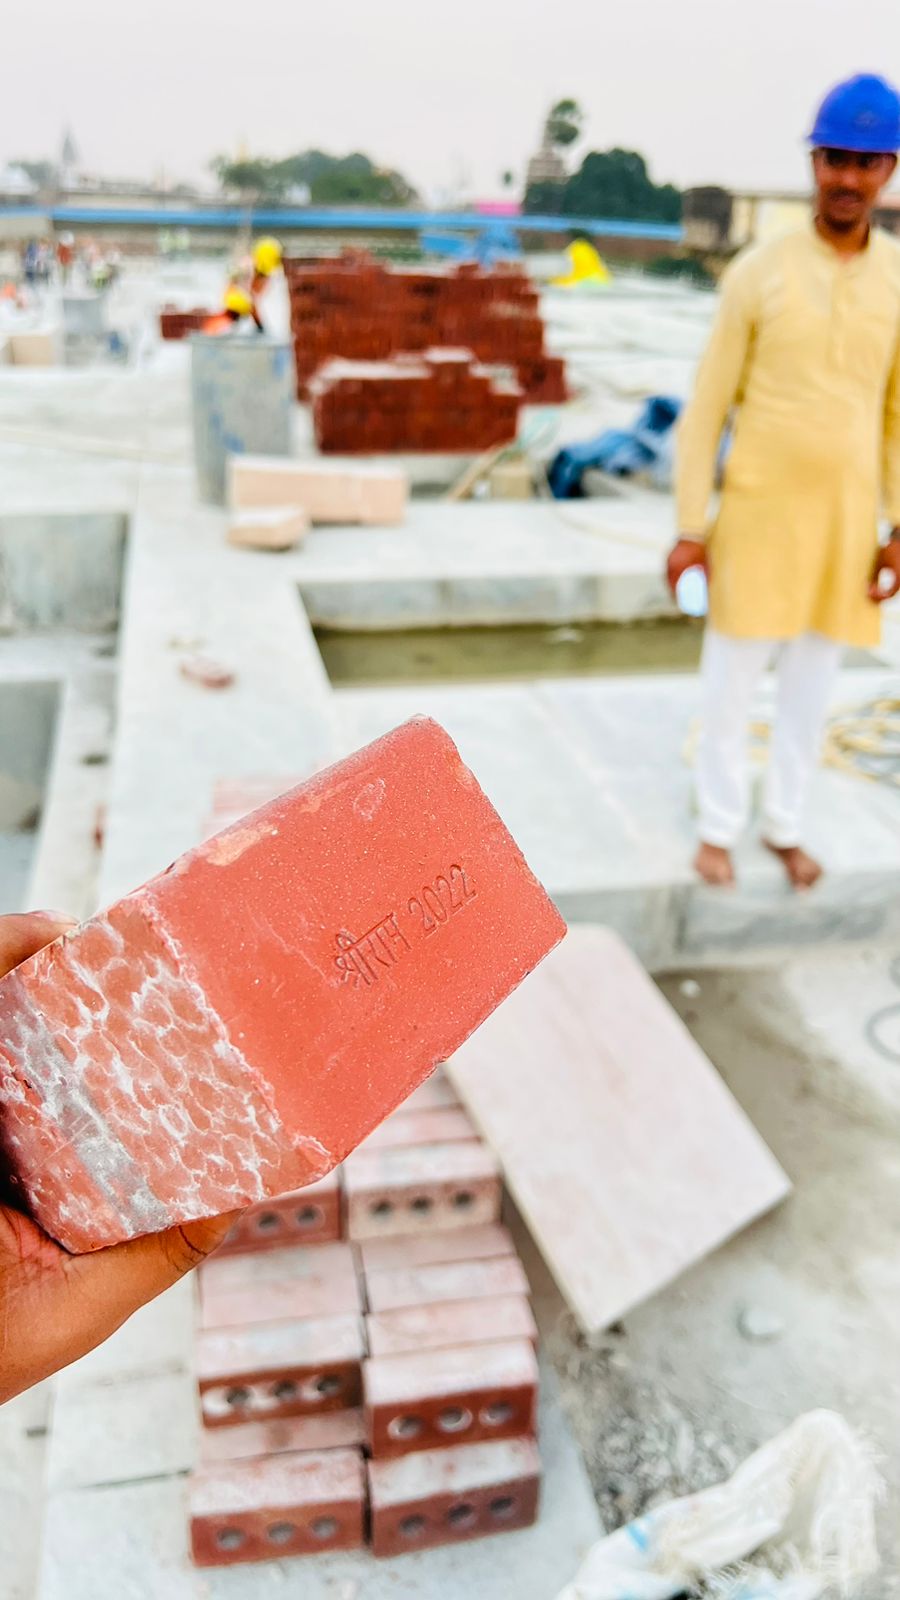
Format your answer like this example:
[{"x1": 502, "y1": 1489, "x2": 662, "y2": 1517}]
[{"x1": 696, "y1": 628, "x2": 842, "y2": 849}]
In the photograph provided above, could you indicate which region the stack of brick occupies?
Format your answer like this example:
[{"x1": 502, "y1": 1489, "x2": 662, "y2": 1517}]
[
  {"x1": 188, "y1": 1074, "x2": 542, "y2": 1567},
  {"x1": 159, "y1": 306, "x2": 210, "y2": 340},
  {"x1": 311, "y1": 350, "x2": 523, "y2": 455},
  {"x1": 284, "y1": 253, "x2": 568, "y2": 406}
]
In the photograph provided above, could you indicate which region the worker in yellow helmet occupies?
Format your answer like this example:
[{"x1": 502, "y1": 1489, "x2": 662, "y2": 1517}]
[{"x1": 202, "y1": 239, "x2": 283, "y2": 334}]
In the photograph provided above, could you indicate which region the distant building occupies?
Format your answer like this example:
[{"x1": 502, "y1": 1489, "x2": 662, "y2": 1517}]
[
  {"x1": 525, "y1": 141, "x2": 567, "y2": 191},
  {"x1": 684, "y1": 184, "x2": 900, "y2": 258}
]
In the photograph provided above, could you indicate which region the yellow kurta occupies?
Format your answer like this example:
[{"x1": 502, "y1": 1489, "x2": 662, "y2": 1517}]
[{"x1": 676, "y1": 221, "x2": 900, "y2": 646}]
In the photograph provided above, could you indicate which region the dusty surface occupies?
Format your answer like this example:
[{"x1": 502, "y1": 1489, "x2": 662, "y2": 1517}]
[{"x1": 526, "y1": 955, "x2": 900, "y2": 1594}]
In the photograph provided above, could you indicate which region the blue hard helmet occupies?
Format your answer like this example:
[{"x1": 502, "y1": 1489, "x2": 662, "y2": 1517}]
[{"x1": 809, "y1": 73, "x2": 900, "y2": 153}]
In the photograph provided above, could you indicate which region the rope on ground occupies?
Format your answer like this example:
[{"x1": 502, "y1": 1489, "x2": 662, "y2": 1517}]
[{"x1": 682, "y1": 695, "x2": 900, "y2": 790}]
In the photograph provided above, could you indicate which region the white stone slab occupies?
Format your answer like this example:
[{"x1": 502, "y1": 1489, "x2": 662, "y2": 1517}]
[{"x1": 46, "y1": 1369, "x2": 196, "y2": 1491}]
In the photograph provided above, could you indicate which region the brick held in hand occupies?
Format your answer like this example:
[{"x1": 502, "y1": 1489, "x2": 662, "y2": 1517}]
[
  {"x1": 189, "y1": 1447, "x2": 366, "y2": 1566},
  {"x1": 367, "y1": 1437, "x2": 540, "y2": 1558},
  {"x1": 363, "y1": 1338, "x2": 539, "y2": 1458},
  {"x1": 0, "y1": 716, "x2": 565, "y2": 1252}
]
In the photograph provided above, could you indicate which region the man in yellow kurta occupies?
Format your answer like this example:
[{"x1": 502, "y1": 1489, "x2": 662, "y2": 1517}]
[{"x1": 669, "y1": 74, "x2": 900, "y2": 889}]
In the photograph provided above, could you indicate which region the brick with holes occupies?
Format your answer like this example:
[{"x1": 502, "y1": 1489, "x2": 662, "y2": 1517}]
[
  {"x1": 363, "y1": 1338, "x2": 538, "y2": 1458},
  {"x1": 0, "y1": 716, "x2": 565, "y2": 1252},
  {"x1": 365, "y1": 1295, "x2": 537, "y2": 1358},
  {"x1": 360, "y1": 1107, "x2": 479, "y2": 1152},
  {"x1": 343, "y1": 1143, "x2": 501, "y2": 1241},
  {"x1": 197, "y1": 1315, "x2": 364, "y2": 1428},
  {"x1": 212, "y1": 1172, "x2": 342, "y2": 1257},
  {"x1": 199, "y1": 1409, "x2": 365, "y2": 1465},
  {"x1": 189, "y1": 1447, "x2": 366, "y2": 1565},
  {"x1": 198, "y1": 1242, "x2": 360, "y2": 1329},
  {"x1": 367, "y1": 1437, "x2": 540, "y2": 1557},
  {"x1": 365, "y1": 1256, "x2": 530, "y2": 1314},
  {"x1": 358, "y1": 1222, "x2": 515, "y2": 1276}
]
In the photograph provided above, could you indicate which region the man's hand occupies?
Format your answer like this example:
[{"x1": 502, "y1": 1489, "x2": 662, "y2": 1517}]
[
  {"x1": 869, "y1": 535, "x2": 900, "y2": 602},
  {"x1": 666, "y1": 537, "x2": 708, "y2": 596},
  {"x1": 0, "y1": 912, "x2": 239, "y2": 1404}
]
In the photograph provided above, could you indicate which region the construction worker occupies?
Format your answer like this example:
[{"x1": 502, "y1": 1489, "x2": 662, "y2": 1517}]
[
  {"x1": 668, "y1": 73, "x2": 900, "y2": 890},
  {"x1": 202, "y1": 237, "x2": 283, "y2": 335}
]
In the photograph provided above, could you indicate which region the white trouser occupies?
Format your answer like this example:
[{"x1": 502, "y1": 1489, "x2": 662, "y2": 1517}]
[{"x1": 696, "y1": 629, "x2": 842, "y2": 850}]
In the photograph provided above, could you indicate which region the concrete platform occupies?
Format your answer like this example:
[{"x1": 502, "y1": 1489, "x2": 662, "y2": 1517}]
[
  {"x1": 335, "y1": 671, "x2": 900, "y2": 969},
  {"x1": 295, "y1": 494, "x2": 674, "y2": 630}
]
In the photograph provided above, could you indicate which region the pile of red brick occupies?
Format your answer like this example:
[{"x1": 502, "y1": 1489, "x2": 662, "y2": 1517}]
[
  {"x1": 311, "y1": 350, "x2": 523, "y2": 454},
  {"x1": 159, "y1": 305, "x2": 210, "y2": 340},
  {"x1": 188, "y1": 1071, "x2": 541, "y2": 1568},
  {"x1": 285, "y1": 253, "x2": 568, "y2": 406}
]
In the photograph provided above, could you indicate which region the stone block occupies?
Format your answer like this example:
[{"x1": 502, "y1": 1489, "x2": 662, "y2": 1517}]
[
  {"x1": 367, "y1": 1437, "x2": 540, "y2": 1557},
  {"x1": 228, "y1": 455, "x2": 409, "y2": 526},
  {"x1": 197, "y1": 1314, "x2": 365, "y2": 1427},
  {"x1": 343, "y1": 1143, "x2": 502, "y2": 1241},
  {"x1": 189, "y1": 1447, "x2": 366, "y2": 1565},
  {"x1": 227, "y1": 506, "x2": 309, "y2": 551},
  {"x1": 364, "y1": 1339, "x2": 538, "y2": 1458},
  {"x1": 0, "y1": 717, "x2": 564, "y2": 1251}
]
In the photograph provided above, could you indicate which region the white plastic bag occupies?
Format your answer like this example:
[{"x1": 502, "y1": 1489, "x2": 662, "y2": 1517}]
[{"x1": 555, "y1": 1410, "x2": 881, "y2": 1600}]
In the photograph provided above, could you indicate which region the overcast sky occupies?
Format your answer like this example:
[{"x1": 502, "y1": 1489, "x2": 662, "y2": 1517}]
[{"x1": 3, "y1": 0, "x2": 899, "y2": 199}]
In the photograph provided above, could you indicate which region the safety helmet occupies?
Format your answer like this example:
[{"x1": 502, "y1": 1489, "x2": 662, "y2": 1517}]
[
  {"x1": 809, "y1": 73, "x2": 900, "y2": 153},
  {"x1": 253, "y1": 237, "x2": 282, "y2": 276},
  {"x1": 224, "y1": 285, "x2": 254, "y2": 316}
]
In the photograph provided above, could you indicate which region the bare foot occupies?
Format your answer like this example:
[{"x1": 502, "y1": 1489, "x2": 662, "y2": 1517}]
[
  {"x1": 762, "y1": 839, "x2": 823, "y2": 891},
  {"x1": 694, "y1": 841, "x2": 736, "y2": 887}
]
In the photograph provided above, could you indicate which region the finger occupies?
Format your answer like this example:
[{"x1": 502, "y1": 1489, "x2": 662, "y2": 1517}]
[
  {"x1": 0, "y1": 911, "x2": 77, "y2": 977},
  {"x1": 63, "y1": 1210, "x2": 241, "y2": 1348}
]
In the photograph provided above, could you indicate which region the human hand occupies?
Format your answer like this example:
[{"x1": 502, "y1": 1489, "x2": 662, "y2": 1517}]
[
  {"x1": 868, "y1": 536, "x2": 900, "y2": 602},
  {"x1": 0, "y1": 912, "x2": 239, "y2": 1404},
  {"x1": 666, "y1": 537, "x2": 708, "y2": 596}
]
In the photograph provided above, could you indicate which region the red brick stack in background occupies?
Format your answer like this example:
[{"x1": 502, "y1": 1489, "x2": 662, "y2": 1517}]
[
  {"x1": 285, "y1": 253, "x2": 569, "y2": 407},
  {"x1": 160, "y1": 306, "x2": 211, "y2": 340},
  {"x1": 311, "y1": 351, "x2": 523, "y2": 455},
  {"x1": 188, "y1": 1073, "x2": 543, "y2": 1568}
]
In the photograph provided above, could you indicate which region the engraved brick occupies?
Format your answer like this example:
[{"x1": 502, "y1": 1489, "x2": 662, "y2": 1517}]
[
  {"x1": 366, "y1": 1295, "x2": 537, "y2": 1358},
  {"x1": 212, "y1": 1172, "x2": 342, "y2": 1257},
  {"x1": 189, "y1": 1447, "x2": 366, "y2": 1565},
  {"x1": 363, "y1": 1339, "x2": 538, "y2": 1458},
  {"x1": 360, "y1": 1107, "x2": 479, "y2": 1152},
  {"x1": 343, "y1": 1143, "x2": 502, "y2": 1241},
  {"x1": 199, "y1": 1242, "x2": 360, "y2": 1328},
  {"x1": 367, "y1": 1437, "x2": 540, "y2": 1557},
  {"x1": 365, "y1": 1256, "x2": 530, "y2": 1313},
  {"x1": 0, "y1": 717, "x2": 564, "y2": 1252},
  {"x1": 199, "y1": 1409, "x2": 364, "y2": 1465},
  {"x1": 358, "y1": 1222, "x2": 515, "y2": 1275},
  {"x1": 197, "y1": 1315, "x2": 364, "y2": 1427}
]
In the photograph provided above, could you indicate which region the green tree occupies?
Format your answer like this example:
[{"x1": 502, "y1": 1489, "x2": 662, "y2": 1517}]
[
  {"x1": 546, "y1": 98, "x2": 584, "y2": 150},
  {"x1": 560, "y1": 149, "x2": 681, "y2": 222},
  {"x1": 213, "y1": 150, "x2": 416, "y2": 207}
]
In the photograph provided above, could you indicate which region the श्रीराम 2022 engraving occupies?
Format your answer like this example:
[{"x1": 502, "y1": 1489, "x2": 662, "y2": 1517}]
[{"x1": 334, "y1": 864, "x2": 478, "y2": 986}]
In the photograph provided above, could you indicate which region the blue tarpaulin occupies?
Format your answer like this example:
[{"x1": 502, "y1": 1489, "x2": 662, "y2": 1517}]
[{"x1": 548, "y1": 395, "x2": 683, "y2": 498}]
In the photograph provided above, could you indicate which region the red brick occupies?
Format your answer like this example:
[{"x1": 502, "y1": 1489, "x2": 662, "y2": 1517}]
[
  {"x1": 199, "y1": 1408, "x2": 364, "y2": 1465},
  {"x1": 189, "y1": 1447, "x2": 365, "y2": 1565},
  {"x1": 367, "y1": 1437, "x2": 540, "y2": 1557},
  {"x1": 343, "y1": 1143, "x2": 502, "y2": 1241},
  {"x1": 399, "y1": 1073, "x2": 461, "y2": 1113},
  {"x1": 358, "y1": 1222, "x2": 515, "y2": 1275},
  {"x1": 364, "y1": 1339, "x2": 538, "y2": 1458},
  {"x1": 212, "y1": 1172, "x2": 342, "y2": 1257},
  {"x1": 365, "y1": 1256, "x2": 529, "y2": 1313},
  {"x1": 199, "y1": 1241, "x2": 360, "y2": 1328},
  {"x1": 366, "y1": 1295, "x2": 537, "y2": 1358},
  {"x1": 0, "y1": 717, "x2": 565, "y2": 1252},
  {"x1": 360, "y1": 1106, "x2": 479, "y2": 1152},
  {"x1": 197, "y1": 1314, "x2": 364, "y2": 1427}
]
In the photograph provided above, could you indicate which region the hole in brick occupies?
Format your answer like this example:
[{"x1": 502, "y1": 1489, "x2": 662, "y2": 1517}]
[
  {"x1": 216, "y1": 1527, "x2": 246, "y2": 1551},
  {"x1": 224, "y1": 1386, "x2": 252, "y2": 1409},
  {"x1": 370, "y1": 1200, "x2": 394, "y2": 1218},
  {"x1": 256, "y1": 1211, "x2": 280, "y2": 1232},
  {"x1": 271, "y1": 1380, "x2": 298, "y2": 1401},
  {"x1": 267, "y1": 1521, "x2": 297, "y2": 1545},
  {"x1": 438, "y1": 1406, "x2": 472, "y2": 1434},
  {"x1": 481, "y1": 1401, "x2": 514, "y2": 1427},
  {"x1": 399, "y1": 1515, "x2": 427, "y2": 1540},
  {"x1": 295, "y1": 1205, "x2": 324, "y2": 1229},
  {"x1": 490, "y1": 1496, "x2": 517, "y2": 1520},
  {"x1": 447, "y1": 1503, "x2": 477, "y2": 1529},
  {"x1": 313, "y1": 1374, "x2": 343, "y2": 1398},
  {"x1": 311, "y1": 1517, "x2": 339, "y2": 1541},
  {"x1": 409, "y1": 1196, "x2": 434, "y2": 1214},
  {"x1": 388, "y1": 1414, "x2": 424, "y2": 1441},
  {"x1": 452, "y1": 1191, "x2": 476, "y2": 1210}
]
